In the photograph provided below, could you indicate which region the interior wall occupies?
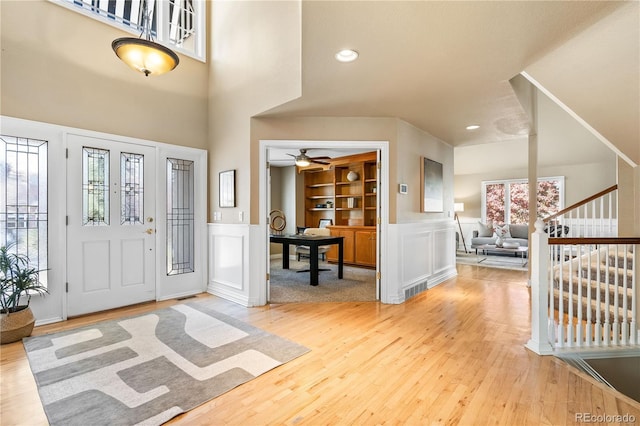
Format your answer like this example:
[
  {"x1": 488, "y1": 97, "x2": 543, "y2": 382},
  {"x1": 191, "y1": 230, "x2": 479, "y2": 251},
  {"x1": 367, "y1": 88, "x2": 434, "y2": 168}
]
[
  {"x1": 617, "y1": 159, "x2": 640, "y2": 236},
  {"x1": 269, "y1": 167, "x2": 284, "y2": 256},
  {"x1": 396, "y1": 121, "x2": 454, "y2": 223},
  {"x1": 0, "y1": 0, "x2": 208, "y2": 149},
  {"x1": 268, "y1": 165, "x2": 298, "y2": 257},
  {"x1": 251, "y1": 116, "x2": 399, "y2": 223},
  {"x1": 524, "y1": 2, "x2": 639, "y2": 166},
  {"x1": 455, "y1": 85, "x2": 618, "y2": 222},
  {"x1": 454, "y1": 162, "x2": 616, "y2": 221},
  {"x1": 209, "y1": 0, "x2": 302, "y2": 224}
]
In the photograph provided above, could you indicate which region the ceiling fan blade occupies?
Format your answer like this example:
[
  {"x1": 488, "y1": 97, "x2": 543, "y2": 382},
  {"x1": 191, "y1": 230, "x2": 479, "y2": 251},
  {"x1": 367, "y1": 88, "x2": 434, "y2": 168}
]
[
  {"x1": 286, "y1": 153, "x2": 296, "y2": 158},
  {"x1": 311, "y1": 159, "x2": 331, "y2": 165},
  {"x1": 309, "y1": 156, "x2": 331, "y2": 160}
]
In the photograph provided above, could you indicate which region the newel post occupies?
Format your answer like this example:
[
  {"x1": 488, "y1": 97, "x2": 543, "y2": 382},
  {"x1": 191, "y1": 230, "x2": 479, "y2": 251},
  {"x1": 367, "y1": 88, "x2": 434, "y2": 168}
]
[{"x1": 525, "y1": 219, "x2": 554, "y2": 355}]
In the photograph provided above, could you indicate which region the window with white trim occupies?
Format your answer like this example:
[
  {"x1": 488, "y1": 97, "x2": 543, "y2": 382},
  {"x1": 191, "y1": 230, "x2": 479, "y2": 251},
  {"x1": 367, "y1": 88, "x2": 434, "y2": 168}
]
[
  {"x1": 482, "y1": 177, "x2": 564, "y2": 225},
  {"x1": 51, "y1": 0, "x2": 206, "y2": 61}
]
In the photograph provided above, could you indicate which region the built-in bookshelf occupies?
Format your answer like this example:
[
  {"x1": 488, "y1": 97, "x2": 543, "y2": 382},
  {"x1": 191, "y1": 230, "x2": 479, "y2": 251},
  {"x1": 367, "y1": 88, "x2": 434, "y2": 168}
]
[
  {"x1": 303, "y1": 151, "x2": 377, "y2": 228},
  {"x1": 302, "y1": 151, "x2": 378, "y2": 267}
]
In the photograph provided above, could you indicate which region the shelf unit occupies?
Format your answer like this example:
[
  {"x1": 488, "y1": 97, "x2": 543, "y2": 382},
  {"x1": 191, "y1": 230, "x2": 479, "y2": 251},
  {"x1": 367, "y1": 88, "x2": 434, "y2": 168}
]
[
  {"x1": 304, "y1": 170, "x2": 334, "y2": 228},
  {"x1": 303, "y1": 151, "x2": 378, "y2": 228},
  {"x1": 302, "y1": 151, "x2": 378, "y2": 268}
]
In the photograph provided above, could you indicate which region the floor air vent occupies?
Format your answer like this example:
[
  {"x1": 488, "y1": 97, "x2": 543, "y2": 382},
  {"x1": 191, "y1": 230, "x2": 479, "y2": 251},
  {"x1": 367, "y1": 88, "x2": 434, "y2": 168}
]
[
  {"x1": 404, "y1": 280, "x2": 428, "y2": 300},
  {"x1": 176, "y1": 295, "x2": 197, "y2": 301}
]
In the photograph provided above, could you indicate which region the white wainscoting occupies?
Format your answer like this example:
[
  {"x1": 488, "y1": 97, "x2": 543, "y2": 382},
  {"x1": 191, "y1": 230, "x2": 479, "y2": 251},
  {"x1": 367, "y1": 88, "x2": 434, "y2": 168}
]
[
  {"x1": 209, "y1": 221, "x2": 456, "y2": 306},
  {"x1": 385, "y1": 220, "x2": 457, "y2": 303},
  {"x1": 207, "y1": 223, "x2": 252, "y2": 306}
]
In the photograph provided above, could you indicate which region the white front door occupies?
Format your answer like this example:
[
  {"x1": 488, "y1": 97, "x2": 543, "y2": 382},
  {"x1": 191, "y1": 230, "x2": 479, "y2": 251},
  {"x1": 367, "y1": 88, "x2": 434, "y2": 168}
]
[{"x1": 66, "y1": 134, "x2": 156, "y2": 316}]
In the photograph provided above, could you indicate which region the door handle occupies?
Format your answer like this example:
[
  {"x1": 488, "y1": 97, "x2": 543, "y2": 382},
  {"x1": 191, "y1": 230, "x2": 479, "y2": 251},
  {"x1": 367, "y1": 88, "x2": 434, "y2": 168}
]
[{"x1": 144, "y1": 228, "x2": 155, "y2": 234}]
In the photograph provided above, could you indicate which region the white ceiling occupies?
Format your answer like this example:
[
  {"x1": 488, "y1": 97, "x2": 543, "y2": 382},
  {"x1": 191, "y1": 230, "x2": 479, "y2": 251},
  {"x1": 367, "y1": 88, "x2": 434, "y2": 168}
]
[{"x1": 260, "y1": 1, "x2": 634, "y2": 151}]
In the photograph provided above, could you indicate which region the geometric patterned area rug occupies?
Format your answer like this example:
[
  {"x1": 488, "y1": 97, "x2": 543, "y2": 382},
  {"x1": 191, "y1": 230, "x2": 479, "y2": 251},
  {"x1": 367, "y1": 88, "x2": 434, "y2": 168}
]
[{"x1": 23, "y1": 301, "x2": 309, "y2": 426}]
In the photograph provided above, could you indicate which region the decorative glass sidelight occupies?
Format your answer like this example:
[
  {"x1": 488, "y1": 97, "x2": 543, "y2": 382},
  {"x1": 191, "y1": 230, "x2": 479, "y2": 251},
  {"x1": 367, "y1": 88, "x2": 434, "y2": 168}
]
[
  {"x1": 166, "y1": 158, "x2": 194, "y2": 275},
  {"x1": 121, "y1": 152, "x2": 144, "y2": 225},
  {"x1": 0, "y1": 135, "x2": 48, "y2": 285},
  {"x1": 82, "y1": 147, "x2": 110, "y2": 226}
]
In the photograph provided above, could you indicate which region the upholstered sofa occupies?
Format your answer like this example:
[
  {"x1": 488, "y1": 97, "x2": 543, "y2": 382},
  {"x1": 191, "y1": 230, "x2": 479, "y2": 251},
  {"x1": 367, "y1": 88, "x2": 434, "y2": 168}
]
[{"x1": 470, "y1": 223, "x2": 530, "y2": 252}]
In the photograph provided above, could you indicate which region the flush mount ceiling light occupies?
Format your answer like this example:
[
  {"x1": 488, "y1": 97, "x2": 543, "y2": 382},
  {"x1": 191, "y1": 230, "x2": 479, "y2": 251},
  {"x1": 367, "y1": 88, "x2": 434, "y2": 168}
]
[
  {"x1": 466, "y1": 125, "x2": 480, "y2": 130},
  {"x1": 335, "y1": 49, "x2": 359, "y2": 62},
  {"x1": 112, "y1": 0, "x2": 179, "y2": 76}
]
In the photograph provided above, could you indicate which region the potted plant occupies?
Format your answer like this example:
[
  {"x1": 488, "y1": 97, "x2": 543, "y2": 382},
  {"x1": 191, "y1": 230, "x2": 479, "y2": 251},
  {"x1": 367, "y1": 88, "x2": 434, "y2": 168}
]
[{"x1": 0, "y1": 246, "x2": 48, "y2": 344}]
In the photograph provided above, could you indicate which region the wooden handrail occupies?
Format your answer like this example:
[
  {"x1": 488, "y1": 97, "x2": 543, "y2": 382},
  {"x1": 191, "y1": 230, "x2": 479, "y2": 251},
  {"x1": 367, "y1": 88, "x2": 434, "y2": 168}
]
[
  {"x1": 543, "y1": 184, "x2": 617, "y2": 223},
  {"x1": 548, "y1": 236, "x2": 640, "y2": 245}
]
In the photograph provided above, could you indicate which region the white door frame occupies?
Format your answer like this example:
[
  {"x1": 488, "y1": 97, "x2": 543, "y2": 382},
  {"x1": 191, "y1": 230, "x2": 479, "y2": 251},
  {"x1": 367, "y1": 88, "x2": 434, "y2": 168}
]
[{"x1": 258, "y1": 140, "x2": 390, "y2": 304}]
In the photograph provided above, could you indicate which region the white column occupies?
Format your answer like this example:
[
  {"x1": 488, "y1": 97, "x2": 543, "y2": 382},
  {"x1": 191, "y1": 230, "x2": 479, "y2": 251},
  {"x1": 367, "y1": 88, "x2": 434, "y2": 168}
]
[{"x1": 525, "y1": 219, "x2": 554, "y2": 355}]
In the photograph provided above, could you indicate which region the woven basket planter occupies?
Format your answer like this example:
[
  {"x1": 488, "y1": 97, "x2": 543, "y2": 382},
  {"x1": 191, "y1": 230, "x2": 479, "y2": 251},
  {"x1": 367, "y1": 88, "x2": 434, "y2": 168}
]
[{"x1": 0, "y1": 306, "x2": 35, "y2": 344}]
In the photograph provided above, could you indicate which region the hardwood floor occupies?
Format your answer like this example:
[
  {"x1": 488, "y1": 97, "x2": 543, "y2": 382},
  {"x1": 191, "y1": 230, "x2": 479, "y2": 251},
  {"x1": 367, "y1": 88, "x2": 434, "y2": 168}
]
[{"x1": 2, "y1": 265, "x2": 639, "y2": 425}]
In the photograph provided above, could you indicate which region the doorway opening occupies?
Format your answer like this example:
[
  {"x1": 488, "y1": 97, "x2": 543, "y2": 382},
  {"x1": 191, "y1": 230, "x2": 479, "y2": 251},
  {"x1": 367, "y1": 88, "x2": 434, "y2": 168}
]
[{"x1": 259, "y1": 140, "x2": 389, "y2": 304}]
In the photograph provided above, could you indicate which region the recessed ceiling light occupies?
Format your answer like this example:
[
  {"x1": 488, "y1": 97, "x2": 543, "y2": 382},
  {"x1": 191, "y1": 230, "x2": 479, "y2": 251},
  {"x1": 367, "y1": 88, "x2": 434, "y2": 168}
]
[
  {"x1": 466, "y1": 125, "x2": 480, "y2": 130},
  {"x1": 335, "y1": 49, "x2": 359, "y2": 62}
]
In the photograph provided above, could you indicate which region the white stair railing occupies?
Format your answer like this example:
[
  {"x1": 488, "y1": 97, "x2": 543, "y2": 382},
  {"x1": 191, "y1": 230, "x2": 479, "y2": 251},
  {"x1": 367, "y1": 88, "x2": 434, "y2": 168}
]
[
  {"x1": 527, "y1": 220, "x2": 639, "y2": 354},
  {"x1": 545, "y1": 185, "x2": 617, "y2": 238}
]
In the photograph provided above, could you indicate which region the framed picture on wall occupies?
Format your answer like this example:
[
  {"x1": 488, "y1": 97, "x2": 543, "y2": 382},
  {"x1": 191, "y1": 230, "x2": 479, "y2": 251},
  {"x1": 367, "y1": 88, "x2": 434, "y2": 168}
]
[
  {"x1": 219, "y1": 169, "x2": 236, "y2": 208},
  {"x1": 420, "y1": 157, "x2": 443, "y2": 212}
]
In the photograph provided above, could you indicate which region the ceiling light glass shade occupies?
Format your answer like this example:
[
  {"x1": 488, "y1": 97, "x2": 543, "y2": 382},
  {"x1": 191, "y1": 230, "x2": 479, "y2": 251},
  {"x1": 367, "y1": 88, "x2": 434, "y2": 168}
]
[
  {"x1": 295, "y1": 158, "x2": 311, "y2": 167},
  {"x1": 112, "y1": 38, "x2": 179, "y2": 77},
  {"x1": 335, "y1": 49, "x2": 359, "y2": 62},
  {"x1": 466, "y1": 125, "x2": 480, "y2": 130}
]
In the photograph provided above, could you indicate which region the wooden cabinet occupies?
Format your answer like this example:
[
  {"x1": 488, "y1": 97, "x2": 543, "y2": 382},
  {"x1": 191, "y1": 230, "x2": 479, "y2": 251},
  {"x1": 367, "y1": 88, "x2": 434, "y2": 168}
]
[
  {"x1": 326, "y1": 226, "x2": 376, "y2": 267},
  {"x1": 355, "y1": 229, "x2": 376, "y2": 267},
  {"x1": 325, "y1": 227, "x2": 355, "y2": 264}
]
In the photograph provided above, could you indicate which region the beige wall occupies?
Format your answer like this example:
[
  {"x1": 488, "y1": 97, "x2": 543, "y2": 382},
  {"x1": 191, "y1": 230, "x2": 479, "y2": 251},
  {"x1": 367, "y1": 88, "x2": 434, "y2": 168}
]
[
  {"x1": 524, "y1": 2, "x2": 639, "y2": 166},
  {"x1": 209, "y1": 1, "x2": 301, "y2": 223},
  {"x1": 268, "y1": 165, "x2": 299, "y2": 256},
  {"x1": 396, "y1": 121, "x2": 454, "y2": 223},
  {"x1": 251, "y1": 116, "x2": 455, "y2": 225},
  {"x1": 454, "y1": 162, "x2": 616, "y2": 220},
  {"x1": 0, "y1": 0, "x2": 208, "y2": 149},
  {"x1": 617, "y1": 159, "x2": 640, "y2": 236},
  {"x1": 455, "y1": 85, "x2": 618, "y2": 221},
  {"x1": 250, "y1": 116, "x2": 400, "y2": 223}
]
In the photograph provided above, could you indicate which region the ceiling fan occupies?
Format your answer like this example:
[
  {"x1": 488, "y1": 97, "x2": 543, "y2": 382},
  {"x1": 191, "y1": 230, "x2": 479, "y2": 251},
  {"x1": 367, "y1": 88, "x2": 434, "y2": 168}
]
[{"x1": 287, "y1": 149, "x2": 331, "y2": 167}]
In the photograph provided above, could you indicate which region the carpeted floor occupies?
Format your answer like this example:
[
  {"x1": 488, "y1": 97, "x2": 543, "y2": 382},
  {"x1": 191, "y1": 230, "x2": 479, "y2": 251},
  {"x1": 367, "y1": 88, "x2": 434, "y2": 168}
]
[
  {"x1": 456, "y1": 250, "x2": 528, "y2": 271},
  {"x1": 269, "y1": 258, "x2": 377, "y2": 303},
  {"x1": 23, "y1": 301, "x2": 309, "y2": 426}
]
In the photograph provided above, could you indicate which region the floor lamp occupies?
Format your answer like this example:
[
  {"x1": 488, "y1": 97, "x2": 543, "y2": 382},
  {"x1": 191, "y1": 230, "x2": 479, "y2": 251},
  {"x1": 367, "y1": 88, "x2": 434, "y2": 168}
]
[{"x1": 454, "y1": 203, "x2": 467, "y2": 253}]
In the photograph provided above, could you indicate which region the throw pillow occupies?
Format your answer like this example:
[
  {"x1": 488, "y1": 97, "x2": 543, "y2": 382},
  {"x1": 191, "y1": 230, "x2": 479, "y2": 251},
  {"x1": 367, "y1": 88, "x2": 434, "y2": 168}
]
[
  {"x1": 509, "y1": 224, "x2": 528, "y2": 239},
  {"x1": 495, "y1": 224, "x2": 511, "y2": 238},
  {"x1": 477, "y1": 221, "x2": 494, "y2": 237}
]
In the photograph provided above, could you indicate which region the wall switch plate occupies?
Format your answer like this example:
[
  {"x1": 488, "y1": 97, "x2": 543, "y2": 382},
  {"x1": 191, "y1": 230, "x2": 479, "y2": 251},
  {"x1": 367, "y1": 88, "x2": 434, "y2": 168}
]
[{"x1": 238, "y1": 211, "x2": 244, "y2": 222}]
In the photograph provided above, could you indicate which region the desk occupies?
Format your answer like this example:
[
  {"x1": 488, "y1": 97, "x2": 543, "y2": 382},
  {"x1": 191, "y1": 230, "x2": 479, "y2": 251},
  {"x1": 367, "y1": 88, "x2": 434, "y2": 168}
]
[{"x1": 270, "y1": 234, "x2": 344, "y2": 286}]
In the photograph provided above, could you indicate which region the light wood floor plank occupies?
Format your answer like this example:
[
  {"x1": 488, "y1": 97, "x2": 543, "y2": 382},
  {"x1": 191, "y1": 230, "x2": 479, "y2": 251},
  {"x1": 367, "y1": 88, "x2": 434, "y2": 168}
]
[{"x1": 1, "y1": 264, "x2": 638, "y2": 425}]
